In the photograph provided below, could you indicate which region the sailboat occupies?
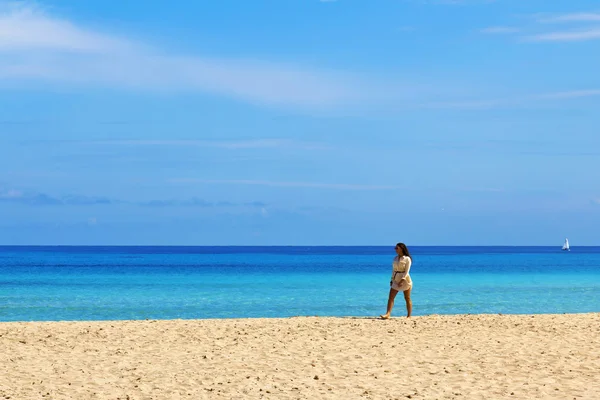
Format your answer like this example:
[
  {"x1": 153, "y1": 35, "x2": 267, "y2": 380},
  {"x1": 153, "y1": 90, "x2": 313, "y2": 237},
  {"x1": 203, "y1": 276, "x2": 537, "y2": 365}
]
[{"x1": 562, "y1": 238, "x2": 570, "y2": 251}]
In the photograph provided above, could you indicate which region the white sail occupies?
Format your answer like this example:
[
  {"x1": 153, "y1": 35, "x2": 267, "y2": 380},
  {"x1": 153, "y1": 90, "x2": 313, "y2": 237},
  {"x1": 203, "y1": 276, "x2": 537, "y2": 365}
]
[{"x1": 562, "y1": 238, "x2": 570, "y2": 251}]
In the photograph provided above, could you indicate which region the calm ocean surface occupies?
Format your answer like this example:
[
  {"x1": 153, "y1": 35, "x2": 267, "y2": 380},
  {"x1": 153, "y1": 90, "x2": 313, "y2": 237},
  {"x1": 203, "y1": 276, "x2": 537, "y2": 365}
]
[{"x1": 1, "y1": 246, "x2": 599, "y2": 322}]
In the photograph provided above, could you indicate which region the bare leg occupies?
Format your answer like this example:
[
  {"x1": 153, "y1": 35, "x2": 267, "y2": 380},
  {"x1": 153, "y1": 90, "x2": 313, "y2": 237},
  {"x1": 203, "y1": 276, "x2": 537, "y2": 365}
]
[
  {"x1": 403, "y1": 288, "x2": 412, "y2": 318},
  {"x1": 380, "y1": 288, "x2": 399, "y2": 319}
]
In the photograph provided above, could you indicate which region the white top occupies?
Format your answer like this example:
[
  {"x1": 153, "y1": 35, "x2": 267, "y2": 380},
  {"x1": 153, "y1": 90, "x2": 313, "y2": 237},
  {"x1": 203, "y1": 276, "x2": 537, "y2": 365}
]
[{"x1": 391, "y1": 255, "x2": 412, "y2": 281}]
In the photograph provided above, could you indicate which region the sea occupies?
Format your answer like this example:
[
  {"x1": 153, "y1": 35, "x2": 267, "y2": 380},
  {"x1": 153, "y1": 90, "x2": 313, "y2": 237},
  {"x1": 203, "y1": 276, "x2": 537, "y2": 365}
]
[{"x1": 1, "y1": 246, "x2": 599, "y2": 322}]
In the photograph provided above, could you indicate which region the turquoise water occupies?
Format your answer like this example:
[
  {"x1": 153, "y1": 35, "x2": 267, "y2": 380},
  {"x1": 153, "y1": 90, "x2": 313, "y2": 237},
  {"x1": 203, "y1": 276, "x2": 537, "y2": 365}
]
[{"x1": 1, "y1": 246, "x2": 599, "y2": 321}]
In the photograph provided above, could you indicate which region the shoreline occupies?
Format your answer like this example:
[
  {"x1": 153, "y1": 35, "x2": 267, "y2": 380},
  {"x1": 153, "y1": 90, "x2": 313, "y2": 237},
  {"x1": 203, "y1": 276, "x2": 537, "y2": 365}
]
[
  {"x1": 2, "y1": 313, "x2": 599, "y2": 399},
  {"x1": 2, "y1": 311, "x2": 599, "y2": 324}
]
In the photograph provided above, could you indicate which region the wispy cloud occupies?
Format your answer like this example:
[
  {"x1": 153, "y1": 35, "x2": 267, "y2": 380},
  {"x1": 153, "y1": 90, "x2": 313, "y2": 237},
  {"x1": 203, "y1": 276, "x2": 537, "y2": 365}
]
[
  {"x1": 480, "y1": 26, "x2": 520, "y2": 34},
  {"x1": 482, "y1": 10, "x2": 600, "y2": 43},
  {"x1": 420, "y1": 0, "x2": 498, "y2": 5},
  {"x1": 0, "y1": 2, "x2": 365, "y2": 109},
  {"x1": 535, "y1": 89, "x2": 600, "y2": 100},
  {"x1": 139, "y1": 198, "x2": 267, "y2": 208},
  {"x1": 422, "y1": 99, "x2": 504, "y2": 110},
  {"x1": 536, "y1": 12, "x2": 600, "y2": 23},
  {"x1": 0, "y1": 2, "x2": 134, "y2": 52},
  {"x1": 422, "y1": 138, "x2": 600, "y2": 157},
  {"x1": 0, "y1": 187, "x2": 266, "y2": 207},
  {"x1": 423, "y1": 88, "x2": 600, "y2": 109},
  {"x1": 170, "y1": 178, "x2": 400, "y2": 191},
  {"x1": 524, "y1": 28, "x2": 600, "y2": 42},
  {"x1": 75, "y1": 139, "x2": 327, "y2": 150},
  {"x1": 0, "y1": 188, "x2": 114, "y2": 205},
  {"x1": 2, "y1": 2, "x2": 598, "y2": 112}
]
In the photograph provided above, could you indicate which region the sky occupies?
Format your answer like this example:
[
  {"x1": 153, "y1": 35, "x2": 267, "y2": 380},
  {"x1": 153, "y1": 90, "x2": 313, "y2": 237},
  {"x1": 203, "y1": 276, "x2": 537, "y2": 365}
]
[{"x1": 1, "y1": 0, "x2": 599, "y2": 246}]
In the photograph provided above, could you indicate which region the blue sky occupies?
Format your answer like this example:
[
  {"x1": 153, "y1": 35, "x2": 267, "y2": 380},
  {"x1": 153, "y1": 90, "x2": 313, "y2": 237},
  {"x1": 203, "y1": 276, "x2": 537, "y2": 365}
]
[{"x1": 1, "y1": 0, "x2": 599, "y2": 245}]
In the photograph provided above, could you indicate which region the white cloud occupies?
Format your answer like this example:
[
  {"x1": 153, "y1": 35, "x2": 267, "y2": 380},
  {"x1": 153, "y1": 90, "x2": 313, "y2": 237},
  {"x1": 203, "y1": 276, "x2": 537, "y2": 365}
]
[
  {"x1": 0, "y1": 185, "x2": 268, "y2": 208},
  {"x1": 422, "y1": 0, "x2": 498, "y2": 5},
  {"x1": 0, "y1": 3, "x2": 363, "y2": 109},
  {"x1": 422, "y1": 89, "x2": 600, "y2": 109},
  {"x1": 537, "y1": 12, "x2": 600, "y2": 23},
  {"x1": 480, "y1": 26, "x2": 520, "y2": 34},
  {"x1": 422, "y1": 98, "x2": 504, "y2": 109},
  {"x1": 78, "y1": 139, "x2": 327, "y2": 150},
  {"x1": 535, "y1": 89, "x2": 600, "y2": 100},
  {"x1": 170, "y1": 178, "x2": 400, "y2": 191},
  {"x1": 0, "y1": 2, "x2": 132, "y2": 52},
  {"x1": 2, "y1": 2, "x2": 598, "y2": 112},
  {"x1": 0, "y1": 188, "x2": 23, "y2": 198},
  {"x1": 481, "y1": 10, "x2": 600, "y2": 43},
  {"x1": 524, "y1": 28, "x2": 600, "y2": 42}
]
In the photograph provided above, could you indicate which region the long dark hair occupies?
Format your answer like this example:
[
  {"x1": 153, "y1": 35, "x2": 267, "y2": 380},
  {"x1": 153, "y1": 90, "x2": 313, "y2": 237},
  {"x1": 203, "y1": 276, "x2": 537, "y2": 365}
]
[{"x1": 396, "y1": 242, "x2": 412, "y2": 260}]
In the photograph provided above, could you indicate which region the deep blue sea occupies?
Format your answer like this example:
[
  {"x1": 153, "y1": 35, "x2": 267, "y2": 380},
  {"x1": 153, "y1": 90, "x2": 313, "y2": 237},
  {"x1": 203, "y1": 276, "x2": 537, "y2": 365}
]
[{"x1": 1, "y1": 246, "x2": 599, "y2": 322}]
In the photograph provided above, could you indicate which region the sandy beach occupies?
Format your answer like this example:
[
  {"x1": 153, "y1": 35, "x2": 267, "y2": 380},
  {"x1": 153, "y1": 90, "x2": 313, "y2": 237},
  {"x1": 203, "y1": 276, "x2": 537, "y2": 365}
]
[{"x1": 1, "y1": 313, "x2": 599, "y2": 399}]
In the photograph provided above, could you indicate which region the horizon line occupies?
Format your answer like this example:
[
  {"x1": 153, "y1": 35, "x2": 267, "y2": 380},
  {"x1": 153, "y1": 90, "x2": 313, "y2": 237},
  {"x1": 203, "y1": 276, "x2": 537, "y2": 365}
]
[{"x1": 0, "y1": 244, "x2": 594, "y2": 248}]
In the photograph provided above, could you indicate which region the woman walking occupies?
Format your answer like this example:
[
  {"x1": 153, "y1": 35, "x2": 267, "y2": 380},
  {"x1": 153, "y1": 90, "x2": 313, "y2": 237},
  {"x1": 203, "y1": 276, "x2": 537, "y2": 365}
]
[{"x1": 380, "y1": 242, "x2": 413, "y2": 319}]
